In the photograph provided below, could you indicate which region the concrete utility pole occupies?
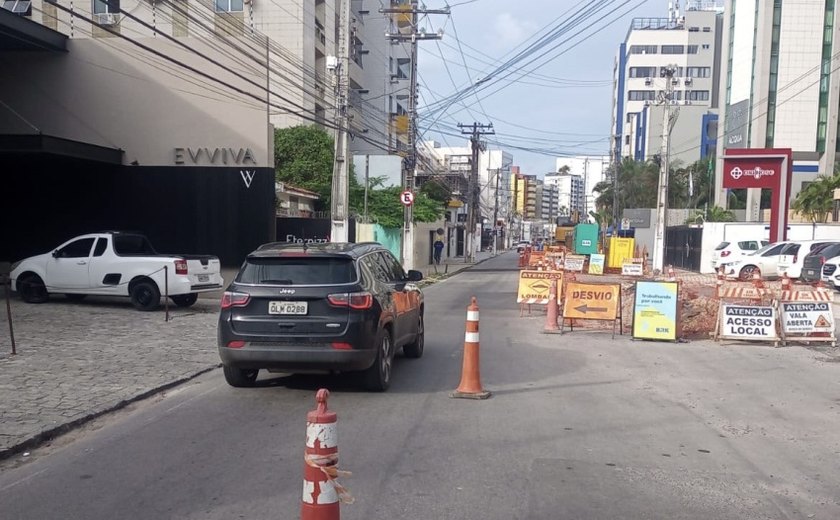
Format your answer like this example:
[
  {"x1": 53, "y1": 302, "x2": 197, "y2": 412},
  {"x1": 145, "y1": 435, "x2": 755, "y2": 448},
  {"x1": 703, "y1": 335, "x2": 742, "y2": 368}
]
[
  {"x1": 382, "y1": 2, "x2": 448, "y2": 270},
  {"x1": 652, "y1": 65, "x2": 679, "y2": 273},
  {"x1": 492, "y1": 168, "x2": 500, "y2": 256},
  {"x1": 458, "y1": 122, "x2": 494, "y2": 263},
  {"x1": 329, "y1": 0, "x2": 352, "y2": 242}
]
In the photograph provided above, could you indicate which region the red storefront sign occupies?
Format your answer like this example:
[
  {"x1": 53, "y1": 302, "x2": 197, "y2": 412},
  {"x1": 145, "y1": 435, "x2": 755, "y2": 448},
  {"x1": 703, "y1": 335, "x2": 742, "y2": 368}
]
[{"x1": 722, "y1": 148, "x2": 792, "y2": 243}]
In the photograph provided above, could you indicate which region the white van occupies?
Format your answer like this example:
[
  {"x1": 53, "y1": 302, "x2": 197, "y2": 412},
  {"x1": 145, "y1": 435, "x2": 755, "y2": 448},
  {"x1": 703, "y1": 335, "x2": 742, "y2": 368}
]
[{"x1": 778, "y1": 241, "x2": 835, "y2": 279}]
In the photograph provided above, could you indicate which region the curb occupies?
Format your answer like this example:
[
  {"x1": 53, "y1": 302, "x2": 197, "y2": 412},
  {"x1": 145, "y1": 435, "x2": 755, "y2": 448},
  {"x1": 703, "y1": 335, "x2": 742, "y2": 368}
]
[
  {"x1": 0, "y1": 364, "x2": 222, "y2": 462},
  {"x1": 418, "y1": 253, "x2": 499, "y2": 288}
]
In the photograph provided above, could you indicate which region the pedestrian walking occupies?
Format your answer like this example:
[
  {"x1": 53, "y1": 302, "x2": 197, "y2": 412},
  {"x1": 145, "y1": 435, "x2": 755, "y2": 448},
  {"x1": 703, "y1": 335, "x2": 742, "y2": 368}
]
[{"x1": 433, "y1": 237, "x2": 445, "y2": 265}]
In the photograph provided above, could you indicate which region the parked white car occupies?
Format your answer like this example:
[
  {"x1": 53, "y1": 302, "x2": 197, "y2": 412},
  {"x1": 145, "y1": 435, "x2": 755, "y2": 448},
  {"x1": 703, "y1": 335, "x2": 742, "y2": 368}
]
[
  {"x1": 821, "y1": 255, "x2": 840, "y2": 290},
  {"x1": 11, "y1": 232, "x2": 224, "y2": 311},
  {"x1": 711, "y1": 240, "x2": 768, "y2": 270},
  {"x1": 724, "y1": 241, "x2": 793, "y2": 280},
  {"x1": 777, "y1": 241, "x2": 834, "y2": 279}
]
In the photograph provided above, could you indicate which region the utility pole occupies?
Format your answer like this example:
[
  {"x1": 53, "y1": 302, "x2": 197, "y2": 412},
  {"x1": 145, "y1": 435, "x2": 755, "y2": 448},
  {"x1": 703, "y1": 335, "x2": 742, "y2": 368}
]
[
  {"x1": 382, "y1": 2, "x2": 448, "y2": 270},
  {"x1": 652, "y1": 65, "x2": 679, "y2": 273},
  {"x1": 492, "y1": 168, "x2": 500, "y2": 256},
  {"x1": 458, "y1": 122, "x2": 494, "y2": 263},
  {"x1": 329, "y1": 0, "x2": 351, "y2": 242}
]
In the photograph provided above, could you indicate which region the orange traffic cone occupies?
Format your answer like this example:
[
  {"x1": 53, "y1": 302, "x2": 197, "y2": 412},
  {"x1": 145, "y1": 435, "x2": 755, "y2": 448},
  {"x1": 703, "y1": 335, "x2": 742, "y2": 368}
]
[
  {"x1": 301, "y1": 389, "x2": 353, "y2": 520},
  {"x1": 543, "y1": 279, "x2": 559, "y2": 333},
  {"x1": 451, "y1": 297, "x2": 491, "y2": 400}
]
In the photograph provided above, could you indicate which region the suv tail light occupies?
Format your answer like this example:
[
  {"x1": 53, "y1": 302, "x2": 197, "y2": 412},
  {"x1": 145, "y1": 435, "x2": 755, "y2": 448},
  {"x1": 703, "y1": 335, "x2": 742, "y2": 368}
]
[
  {"x1": 720, "y1": 251, "x2": 730, "y2": 257},
  {"x1": 328, "y1": 291, "x2": 374, "y2": 310},
  {"x1": 793, "y1": 254, "x2": 798, "y2": 263},
  {"x1": 221, "y1": 291, "x2": 251, "y2": 309},
  {"x1": 174, "y1": 259, "x2": 188, "y2": 275}
]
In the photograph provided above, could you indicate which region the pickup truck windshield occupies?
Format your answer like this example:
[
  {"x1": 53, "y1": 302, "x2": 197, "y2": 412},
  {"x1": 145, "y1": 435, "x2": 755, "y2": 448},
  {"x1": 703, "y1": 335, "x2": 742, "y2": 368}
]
[
  {"x1": 113, "y1": 235, "x2": 158, "y2": 256},
  {"x1": 239, "y1": 257, "x2": 356, "y2": 285}
]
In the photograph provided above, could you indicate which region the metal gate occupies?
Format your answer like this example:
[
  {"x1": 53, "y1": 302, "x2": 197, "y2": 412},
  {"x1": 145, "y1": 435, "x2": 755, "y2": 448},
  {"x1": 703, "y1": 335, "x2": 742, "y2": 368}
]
[{"x1": 665, "y1": 226, "x2": 703, "y2": 272}]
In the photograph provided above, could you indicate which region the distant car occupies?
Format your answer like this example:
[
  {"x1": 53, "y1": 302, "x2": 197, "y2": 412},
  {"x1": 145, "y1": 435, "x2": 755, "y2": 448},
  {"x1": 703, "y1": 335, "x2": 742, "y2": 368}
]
[
  {"x1": 711, "y1": 240, "x2": 768, "y2": 270},
  {"x1": 777, "y1": 241, "x2": 834, "y2": 279},
  {"x1": 217, "y1": 242, "x2": 424, "y2": 391},
  {"x1": 515, "y1": 241, "x2": 530, "y2": 253},
  {"x1": 725, "y1": 241, "x2": 792, "y2": 280},
  {"x1": 802, "y1": 242, "x2": 840, "y2": 282}
]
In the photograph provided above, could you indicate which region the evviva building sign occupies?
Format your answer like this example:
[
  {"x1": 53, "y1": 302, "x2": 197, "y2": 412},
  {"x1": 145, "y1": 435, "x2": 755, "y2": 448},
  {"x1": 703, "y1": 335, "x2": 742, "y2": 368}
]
[{"x1": 174, "y1": 147, "x2": 257, "y2": 165}]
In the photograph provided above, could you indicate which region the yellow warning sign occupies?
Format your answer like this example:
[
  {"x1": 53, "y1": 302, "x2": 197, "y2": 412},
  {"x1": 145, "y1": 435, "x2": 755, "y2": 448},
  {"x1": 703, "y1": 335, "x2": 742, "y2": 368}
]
[
  {"x1": 517, "y1": 270, "x2": 563, "y2": 304},
  {"x1": 562, "y1": 282, "x2": 621, "y2": 321}
]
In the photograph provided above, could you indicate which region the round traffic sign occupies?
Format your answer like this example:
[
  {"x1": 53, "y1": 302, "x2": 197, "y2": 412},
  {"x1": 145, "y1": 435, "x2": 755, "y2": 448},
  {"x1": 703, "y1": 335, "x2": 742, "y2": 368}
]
[{"x1": 400, "y1": 190, "x2": 415, "y2": 206}]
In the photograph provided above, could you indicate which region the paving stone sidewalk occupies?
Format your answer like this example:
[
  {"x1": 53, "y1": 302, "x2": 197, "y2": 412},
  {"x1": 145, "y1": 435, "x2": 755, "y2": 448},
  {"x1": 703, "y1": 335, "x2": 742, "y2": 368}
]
[{"x1": 0, "y1": 250, "x2": 497, "y2": 459}]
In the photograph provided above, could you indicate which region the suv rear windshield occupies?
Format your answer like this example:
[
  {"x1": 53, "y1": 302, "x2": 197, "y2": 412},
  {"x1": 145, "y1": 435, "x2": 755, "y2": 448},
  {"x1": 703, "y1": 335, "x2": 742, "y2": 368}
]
[
  {"x1": 238, "y1": 256, "x2": 357, "y2": 285},
  {"x1": 715, "y1": 242, "x2": 730, "y2": 251},
  {"x1": 780, "y1": 243, "x2": 800, "y2": 255}
]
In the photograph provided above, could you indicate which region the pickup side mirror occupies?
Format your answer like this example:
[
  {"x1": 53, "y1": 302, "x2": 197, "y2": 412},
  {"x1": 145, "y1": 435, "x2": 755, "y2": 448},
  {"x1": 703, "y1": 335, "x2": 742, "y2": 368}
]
[
  {"x1": 52, "y1": 250, "x2": 59, "y2": 258},
  {"x1": 407, "y1": 270, "x2": 423, "y2": 282}
]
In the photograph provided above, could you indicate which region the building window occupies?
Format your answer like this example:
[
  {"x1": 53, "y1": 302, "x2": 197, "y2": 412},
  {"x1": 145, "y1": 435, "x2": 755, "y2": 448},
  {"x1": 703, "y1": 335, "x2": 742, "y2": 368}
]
[
  {"x1": 687, "y1": 45, "x2": 699, "y2": 54},
  {"x1": 215, "y1": 0, "x2": 243, "y2": 13},
  {"x1": 93, "y1": 0, "x2": 120, "y2": 14},
  {"x1": 702, "y1": 44, "x2": 710, "y2": 50},
  {"x1": 628, "y1": 90, "x2": 656, "y2": 101},
  {"x1": 627, "y1": 113, "x2": 635, "y2": 123},
  {"x1": 661, "y1": 66, "x2": 684, "y2": 77},
  {"x1": 2, "y1": 0, "x2": 31, "y2": 15},
  {"x1": 629, "y1": 67, "x2": 657, "y2": 78},
  {"x1": 394, "y1": 57, "x2": 410, "y2": 79},
  {"x1": 703, "y1": 26, "x2": 711, "y2": 32},
  {"x1": 686, "y1": 90, "x2": 710, "y2": 101},
  {"x1": 686, "y1": 67, "x2": 711, "y2": 78},
  {"x1": 818, "y1": 0, "x2": 833, "y2": 152},
  {"x1": 661, "y1": 45, "x2": 684, "y2": 54},
  {"x1": 629, "y1": 45, "x2": 657, "y2": 54}
]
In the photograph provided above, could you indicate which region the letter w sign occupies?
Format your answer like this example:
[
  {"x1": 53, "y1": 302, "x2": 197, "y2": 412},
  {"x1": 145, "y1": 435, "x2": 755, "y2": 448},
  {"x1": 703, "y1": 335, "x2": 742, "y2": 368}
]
[{"x1": 240, "y1": 170, "x2": 256, "y2": 188}]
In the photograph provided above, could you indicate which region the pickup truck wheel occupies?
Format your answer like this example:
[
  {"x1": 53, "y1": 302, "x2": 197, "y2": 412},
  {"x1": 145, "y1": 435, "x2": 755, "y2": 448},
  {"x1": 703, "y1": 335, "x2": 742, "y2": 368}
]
[
  {"x1": 18, "y1": 274, "x2": 49, "y2": 304},
  {"x1": 65, "y1": 294, "x2": 87, "y2": 302},
  {"x1": 171, "y1": 294, "x2": 198, "y2": 307},
  {"x1": 130, "y1": 280, "x2": 160, "y2": 311},
  {"x1": 223, "y1": 366, "x2": 259, "y2": 387}
]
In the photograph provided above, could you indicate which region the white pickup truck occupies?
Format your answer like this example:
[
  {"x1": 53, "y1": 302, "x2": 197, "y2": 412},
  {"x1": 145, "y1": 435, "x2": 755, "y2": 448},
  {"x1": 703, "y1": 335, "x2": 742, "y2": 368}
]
[{"x1": 11, "y1": 232, "x2": 224, "y2": 311}]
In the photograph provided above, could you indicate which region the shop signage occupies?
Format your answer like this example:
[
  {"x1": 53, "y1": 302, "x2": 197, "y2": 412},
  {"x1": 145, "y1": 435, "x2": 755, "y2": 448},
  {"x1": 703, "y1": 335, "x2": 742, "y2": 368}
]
[
  {"x1": 632, "y1": 281, "x2": 678, "y2": 341},
  {"x1": 174, "y1": 147, "x2": 257, "y2": 165}
]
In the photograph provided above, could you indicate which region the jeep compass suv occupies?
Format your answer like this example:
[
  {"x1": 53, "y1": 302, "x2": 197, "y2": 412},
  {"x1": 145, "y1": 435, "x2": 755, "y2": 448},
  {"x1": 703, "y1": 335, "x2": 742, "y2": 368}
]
[{"x1": 217, "y1": 242, "x2": 424, "y2": 391}]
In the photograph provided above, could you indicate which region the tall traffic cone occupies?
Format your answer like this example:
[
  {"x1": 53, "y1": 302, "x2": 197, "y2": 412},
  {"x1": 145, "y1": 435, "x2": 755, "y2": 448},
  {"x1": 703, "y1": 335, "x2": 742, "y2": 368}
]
[
  {"x1": 543, "y1": 279, "x2": 559, "y2": 333},
  {"x1": 451, "y1": 297, "x2": 491, "y2": 400},
  {"x1": 301, "y1": 389, "x2": 353, "y2": 520}
]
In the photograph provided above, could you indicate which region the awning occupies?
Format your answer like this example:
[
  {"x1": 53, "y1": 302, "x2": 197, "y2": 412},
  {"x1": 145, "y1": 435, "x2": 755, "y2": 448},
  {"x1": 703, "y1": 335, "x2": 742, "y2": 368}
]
[
  {"x1": 0, "y1": 134, "x2": 123, "y2": 164},
  {"x1": 0, "y1": 7, "x2": 67, "y2": 51}
]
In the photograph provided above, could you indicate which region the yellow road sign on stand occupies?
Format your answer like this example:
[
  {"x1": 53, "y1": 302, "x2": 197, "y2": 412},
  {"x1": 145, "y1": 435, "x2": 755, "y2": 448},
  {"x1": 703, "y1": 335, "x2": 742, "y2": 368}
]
[
  {"x1": 517, "y1": 270, "x2": 563, "y2": 304},
  {"x1": 563, "y1": 282, "x2": 621, "y2": 320}
]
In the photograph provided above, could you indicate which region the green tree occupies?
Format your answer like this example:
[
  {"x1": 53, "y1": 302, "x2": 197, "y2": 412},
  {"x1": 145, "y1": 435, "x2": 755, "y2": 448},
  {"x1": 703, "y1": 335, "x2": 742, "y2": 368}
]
[
  {"x1": 792, "y1": 174, "x2": 840, "y2": 223},
  {"x1": 349, "y1": 176, "x2": 445, "y2": 228},
  {"x1": 274, "y1": 125, "x2": 335, "y2": 208}
]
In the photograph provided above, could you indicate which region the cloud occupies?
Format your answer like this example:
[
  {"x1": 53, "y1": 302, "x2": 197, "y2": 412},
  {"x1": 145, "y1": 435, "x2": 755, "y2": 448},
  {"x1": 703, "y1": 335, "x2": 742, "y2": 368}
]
[{"x1": 492, "y1": 12, "x2": 539, "y2": 48}]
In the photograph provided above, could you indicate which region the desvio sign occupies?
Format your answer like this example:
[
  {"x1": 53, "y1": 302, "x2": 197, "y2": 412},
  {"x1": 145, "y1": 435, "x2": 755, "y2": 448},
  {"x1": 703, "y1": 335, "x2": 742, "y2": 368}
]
[{"x1": 722, "y1": 148, "x2": 792, "y2": 243}]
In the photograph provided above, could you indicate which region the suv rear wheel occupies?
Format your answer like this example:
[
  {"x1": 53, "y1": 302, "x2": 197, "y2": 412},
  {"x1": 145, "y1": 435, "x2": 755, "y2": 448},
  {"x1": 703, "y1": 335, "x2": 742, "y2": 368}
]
[
  {"x1": 363, "y1": 329, "x2": 393, "y2": 392},
  {"x1": 223, "y1": 366, "x2": 259, "y2": 387}
]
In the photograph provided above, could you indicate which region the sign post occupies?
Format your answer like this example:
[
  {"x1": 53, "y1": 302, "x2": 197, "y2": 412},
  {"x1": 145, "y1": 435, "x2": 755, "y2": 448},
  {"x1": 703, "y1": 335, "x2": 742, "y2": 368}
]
[{"x1": 400, "y1": 190, "x2": 415, "y2": 206}]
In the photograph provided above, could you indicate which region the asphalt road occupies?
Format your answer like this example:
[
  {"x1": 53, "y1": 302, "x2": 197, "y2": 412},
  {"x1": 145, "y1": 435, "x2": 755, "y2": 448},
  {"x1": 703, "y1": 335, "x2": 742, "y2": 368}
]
[{"x1": 2, "y1": 252, "x2": 840, "y2": 519}]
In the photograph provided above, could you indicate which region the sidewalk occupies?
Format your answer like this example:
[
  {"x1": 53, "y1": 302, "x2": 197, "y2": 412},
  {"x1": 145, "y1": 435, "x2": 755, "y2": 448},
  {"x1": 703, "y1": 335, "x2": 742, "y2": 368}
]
[{"x1": 0, "y1": 250, "x2": 505, "y2": 459}]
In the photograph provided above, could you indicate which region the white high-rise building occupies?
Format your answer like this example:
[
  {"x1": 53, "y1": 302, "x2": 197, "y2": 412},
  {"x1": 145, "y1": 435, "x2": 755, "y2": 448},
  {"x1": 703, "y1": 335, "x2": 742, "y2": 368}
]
[
  {"x1": 544, "y1": 173, "x2": 585, "y2": 218},
  {"x1": 714, "y1": 0, "x2": 840, "y2": 217},
  {"x1": 611, "y1": 5, "x2": 724, "y2": 164},
  {"x1": 555, "y1": 156, "x2": 611, "y2": 214}
]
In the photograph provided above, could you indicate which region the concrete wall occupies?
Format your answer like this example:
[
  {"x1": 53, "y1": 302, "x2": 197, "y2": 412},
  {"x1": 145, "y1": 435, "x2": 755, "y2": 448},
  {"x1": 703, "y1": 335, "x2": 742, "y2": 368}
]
[{"x1": 0, "y1": 37, "x2": 272, "y2": 167}]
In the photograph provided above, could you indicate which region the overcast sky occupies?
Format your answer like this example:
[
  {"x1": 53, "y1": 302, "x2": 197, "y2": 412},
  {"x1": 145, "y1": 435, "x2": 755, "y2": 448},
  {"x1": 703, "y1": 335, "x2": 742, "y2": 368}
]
[{"x1": 415, "y1": 0, "x2": 663, "y2": 176}]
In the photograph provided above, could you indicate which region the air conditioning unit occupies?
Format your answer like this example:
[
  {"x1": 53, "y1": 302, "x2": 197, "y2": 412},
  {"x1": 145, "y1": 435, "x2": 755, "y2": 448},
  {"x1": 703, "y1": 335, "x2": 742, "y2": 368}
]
[
  {"x1": 95, "y1": 12, "x2": 118, "y2": 25},
  {"x1": 644, "y1": 77, "x2": 652, "y2": 86}
]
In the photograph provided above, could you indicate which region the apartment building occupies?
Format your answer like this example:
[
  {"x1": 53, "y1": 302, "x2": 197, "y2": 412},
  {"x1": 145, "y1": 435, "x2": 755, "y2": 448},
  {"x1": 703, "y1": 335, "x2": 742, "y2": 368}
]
[
  {"x1": 611, "y1": 3, "x2": 724, "y2": 164},
  {"x1": 714, "y1": 0, "x2": 840, "y2": 217},
  {"x1": 544, "y1": 173, "x2": 585, "y2": 218},
  {"x1": 555, "y1": 155, "x2": 611, "y2": 214}
]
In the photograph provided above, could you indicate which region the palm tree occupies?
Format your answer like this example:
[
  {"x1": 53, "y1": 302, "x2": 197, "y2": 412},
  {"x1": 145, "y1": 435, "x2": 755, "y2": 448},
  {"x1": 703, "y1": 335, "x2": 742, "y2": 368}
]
[{"x1": 792, "y1": 174, "x2": 840, "y2": 223}]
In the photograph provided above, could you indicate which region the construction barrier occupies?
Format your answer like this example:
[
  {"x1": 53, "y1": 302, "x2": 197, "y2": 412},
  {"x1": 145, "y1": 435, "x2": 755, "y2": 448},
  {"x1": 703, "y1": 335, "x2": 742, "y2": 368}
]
[{"x1": 560, "y1": 281, "x2": 623, "y2": 339}]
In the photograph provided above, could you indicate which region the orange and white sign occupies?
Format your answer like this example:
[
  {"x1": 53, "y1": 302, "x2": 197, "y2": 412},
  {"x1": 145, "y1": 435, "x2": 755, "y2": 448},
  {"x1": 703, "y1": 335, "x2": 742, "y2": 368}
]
[
  {"x1": 562, "y1": 282, "x2": 620, "y2": 320},
  {"x1": 517, "y1": 270, "x2": 563, "y2": 304}
]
